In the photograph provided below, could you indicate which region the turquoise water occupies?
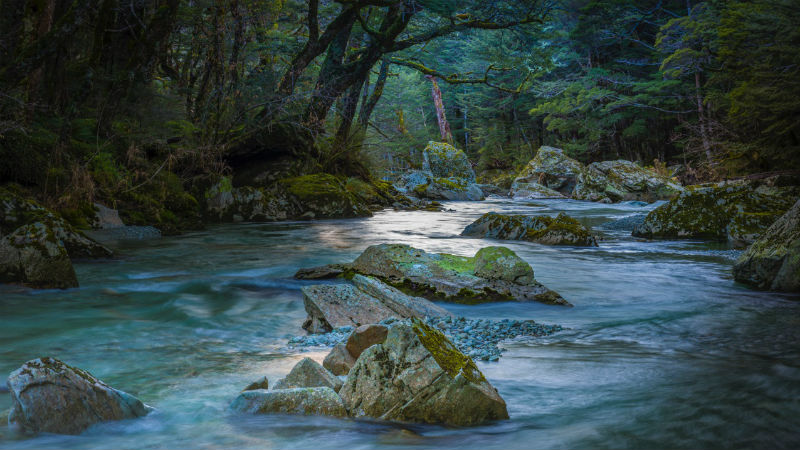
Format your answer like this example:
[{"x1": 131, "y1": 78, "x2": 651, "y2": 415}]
[{"x1": 1, "y1": 197, "x2": 799, "y2": 449}]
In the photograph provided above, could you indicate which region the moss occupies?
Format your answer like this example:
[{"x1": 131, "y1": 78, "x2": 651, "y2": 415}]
[
  {"x1": 411, "y1": 318, "x2": 486, "y2": 384},
  {"x1": 432, "y1": 177, "x2": 466, "y2": 191},
  {"x1": 433, "y1": 254, "x2": 475, "y2": 274},
  {"x1": 413, "y1": 183, "x2": 429, "y2": 196}
]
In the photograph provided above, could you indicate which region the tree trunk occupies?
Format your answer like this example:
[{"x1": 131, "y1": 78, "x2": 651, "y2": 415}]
[
  {"x1": 426, "y1": 75, "x2": 452, "y2": 144},
  {"x1": 695, "y1": 71, "x2": 712, "y2": 162}
]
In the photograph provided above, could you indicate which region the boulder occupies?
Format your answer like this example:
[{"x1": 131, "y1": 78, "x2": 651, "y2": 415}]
[
  {"x1": 423, "y1": 141, "x2": 477, "y2": 183},
  {"x1": 511, "y1": 146, "x2": 583, "y2": 196},
  {"x1": 345, "y1": 324, "x2": 389, "y2": 359},
  {"x1": 462, "y1": 212, "x2": 598, "y2": 246},
  {"x1": 243, "y1": 376, "x2": 269, "y2": 391},
  {"x1": 205, "y1": 178, "x2": 296, "y2": 222},
  {"x1": 338, "y1": 319, "x2": 509, "y2": 426},
  {"x1": 394, "y1": 142, "x2": 484, "y2": 201},
  {"x1": 632, "y1": 179, "x2": 800, "y2": 246},
  {"x1": 733, "y1": 199, "x2": 800, "y2": 291},
  {"x1": 280, "y1": 174, "x2": 372, "y2": 219},
  {"x1": 273, "y1": 357, "x2": 343, "y2": 393},
  {"x1": 92, "y1": 203, "x2": 125, "y2": 229},
  {"x1": 301, "y1": 275, "x2": 451, "y2": 333},
  {"x1": 509, "y1": 180, "x2": 566, "y2": 199},
  {"x1": 510, "y1": 147, "x2": 683, "y2": 203},
  {"x1": 343, "y1": 243, "x2": 569, "y2": 306},
  {"x1": 0, "y1": 187, "x2": 111, "y2": 259},
  {"x1": 323, "y1": 343, "x2": 356, "y2": 376},
  {"x1": 6, "y1": 357, "x2": 149, "y2": 435},
  {"x1": 0, "y1": 223, "x2": 78, "y2": 289},
  {"x1": 472, "y1": 246, "x2": 536, "y2": 284},
  {"x1": 230, "y1": 387, "x2": 347, "y2": 417}
]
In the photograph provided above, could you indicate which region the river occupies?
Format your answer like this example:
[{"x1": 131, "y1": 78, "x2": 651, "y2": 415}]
[{"x1": 1, "y1": 197, "x2": 798, "y2": 449}]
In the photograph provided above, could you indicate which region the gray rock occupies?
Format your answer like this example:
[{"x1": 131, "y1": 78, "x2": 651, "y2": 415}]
[
  {"x1": 462, "y1": 212, "x2": 598, "y2": 246},
  {"x1": 301, "y1": 284, "x2": 398, "y2": 333},
  {"x1": 339, "y1": 319, "x2": 509, "y2": 426},
  {"x1": 92, "y1": 203, "x2": 124, "y2": 229},
  {"x1": 273, "y1": 358, "x2": 343, "y2": 392},
  {"x1": 7, "y1": 357, "x2": 149, "y2": 435},
  {"x1": 230, "y1": 387, "x2": 347, "y2": 417},
  {"x1": 323, "y1": 343, "x2": 356, "y2": 376},
  {"x1": 351, "y1": 274, "x2": 452, "y2": 319},
  {"x1": 243, "y1": 376, "x2": 269, "y2": 391},
  {"x1": 0, "y1": 223, "x2": 78, "y2": 289},
  {"x1": 733, "y1": 199, "x2": 800, "y2": 291}
]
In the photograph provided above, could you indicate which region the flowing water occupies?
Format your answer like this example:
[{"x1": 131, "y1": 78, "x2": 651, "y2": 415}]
[{"x1": 1, "y1": 197, "x2": 799, "y2": 449}]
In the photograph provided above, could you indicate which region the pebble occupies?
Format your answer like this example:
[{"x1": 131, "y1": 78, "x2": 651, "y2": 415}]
[{"x1": 287, "y1": 317, "x2": 563, "y2": 362}]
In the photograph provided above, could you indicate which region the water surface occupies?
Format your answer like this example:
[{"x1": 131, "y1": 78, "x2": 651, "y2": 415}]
[{"x1": 1, "y1": 197, "x2": 798, "y2": 449}]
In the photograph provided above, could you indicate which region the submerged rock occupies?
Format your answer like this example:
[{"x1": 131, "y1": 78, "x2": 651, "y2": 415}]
[
  {"x1": 7, "y1": 357, "x2": 149, "y2": 436},
  {"x1": 733, "y1": 199, "x2": 800, "y2": 291},
  {"x1": 462, "y1": 212, "x2": 598, "y2": 246},
  {"x1": 600, "y1": 214, "x2": 647, "y2": 231},
  {"x1": 230, "y1": 387, "x2": 347, "y2": 417},
  {"x1": 301, "y1": 275, "x2": 450, "y2": 333},
  {"x1": 273, "y1": 357, "x2": 343, "y2": 392},
  {"x1": 343, "y1": 243, "x2": 569, "y2": 305},
  {"x1": 632, "y1": 178, "x2": 800, "y2": 246},
  {"x1": 339, "y1": 319, "x2": 509, "y2": 426}
]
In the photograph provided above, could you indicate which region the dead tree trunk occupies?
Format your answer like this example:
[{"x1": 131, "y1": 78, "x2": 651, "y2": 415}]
[{"x1": 426, "y1": 75, "x2": 452, "y2": 144}]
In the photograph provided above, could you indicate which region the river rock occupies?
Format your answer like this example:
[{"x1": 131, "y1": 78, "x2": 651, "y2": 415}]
[
  {"x1": 0, "y1": 223, "x2": 78, "y2": 289},
  {"x1": 273, "y1": 357, "x2": 343, "y2": 392},
  {"x1": 395, "y1": 142, "x2": 484, "y2": 201},
  {"x1": 206, "y1": 177, "x2": 296, "y2": 222},
  {"x1": 6, "y1": 357, "x2": 149, "y2": 436},
  {"x1": 509, "y1": 180, "x2": 566, "y2": 199},
  {"x1": 323, "y1": 343, "x2": 356, "y2": 376},
  {"x1": 338, "y1": 319, "x2": 509, "y2": 426},
  {"x1": 340, "y1": 243, "x2": 569, "y2": 306},
  {"x1": 632, "y1": 178, "x2": 800, "y2": 246},
  {"x1": 301, "y1": 275, "x2": 451, "y2": 333},
  {"x1": 462, "y1": 212, "x2": 598, "y2": 246},
  {"x1": 243, "y1": 376, "x2": 269, "y2": 391},
  {"x1": 346, "y1": 324, "x2": 389, "y2": 359},
  {"x1": 512, "y1": 146, "x2": 583, "y2": 196},
  {"x1": 733, "y1": 199, "x2": 800, "y2": 291},
  {"x1": 230, "y1": 387, "x2": 347, "y2": 417},
  {"x1": 92, "y1": 203, "x2": 125, "y2": 229}
]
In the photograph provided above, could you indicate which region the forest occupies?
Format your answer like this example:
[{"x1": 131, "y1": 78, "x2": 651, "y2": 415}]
[{"x1": 1, "y1": 1, "x2": 800, "y2": 449}]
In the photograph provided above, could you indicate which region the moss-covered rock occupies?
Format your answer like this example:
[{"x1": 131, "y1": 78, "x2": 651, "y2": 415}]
[
  {"x1": 511, "y1": 146, "x2": 584, "y2": 197},
  {"x1": 509, "y1": 180, "x2": 566, "y2": 199},
  {"x1": 280, "y1": 173, "x2": 372, "y2": 219},
  {"x1": 733, "y1": 199, "x2": 800, "y2": 291},
  {"x1": 205, "y1": 177, "x2": 298, "y2": 222},
  {"x1": 338, "y1": 319, "x2": 508, "y2": 426},
  {"x1": 397, "y1": 170, "x2": 484, "y2": 201},
  {"x1": 297, "y1": 243, "x2": 570, "y2": 306},
  {"x1": 0, "y1": 223, "x2": 78, "y2": 289},
  {"x1": 632, "y1": 179, "x2": 800, "y2": 246},
  {"x1": 462, "y1": 212, "x2": 598, "y2": 246},
  {"x1": 7, "y1": 357, "x2": 149, "y2": 436},
  {"x1": 422, "y1": 141, "x2": 477, "y2": 183}
]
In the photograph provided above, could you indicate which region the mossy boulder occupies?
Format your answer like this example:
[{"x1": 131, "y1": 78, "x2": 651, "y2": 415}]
[
  {"x1": 297, "y1": 243, "x2": 569, "y2": 306},
  {"x1": 473, "y1": 246, "x2": 536, "y2": 283},
  {"x1": 397, "y1": 170, "x2": 484, "y2": 201},
  {"x1": 7, "y1": 357, "x2": 149, "y2": 436},
  {"x1": 632, "y1": 179, "x2": 800, "y2": 246},
  {"x1": 509, "y1": 180, "x2": 566, "y2": 199},
  {"x1": 422, "y1": 141, "x2": 477, "y2": 183},
  {"x1": 462, "y1": 212, "x2": 598, "y2": 246},
  {"x1": 345, "y1": 177, "x2": 394, "y2": 210},
  {"x1": 733, "y1": 199, "x2": 800, "y2": 291},
  {"x1": 511, "y1": 146, "x2": 583, "y2": 197},
  {"x1": 338, "y1": 319, "x2": 508, "y2": 426},
  {"x1": 280, "y1": 173, "x2": 372, "y2": 219},
  {"x1": 230, "y1": 387, "x2": 347, "y2": 418},
  {"x1": 205, "y1": 177, "x2": 298, "y2": 222}
]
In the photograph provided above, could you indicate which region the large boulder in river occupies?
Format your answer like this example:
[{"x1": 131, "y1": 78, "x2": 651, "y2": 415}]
[
  {"x1": 298, "y1": 244, "x2": 569, "y2": 306},
  {"x1": 301, "y1": 274, "x2": 451, "y2": 333},
  {"x1": 574, "y1": 160, "x2": 682, "y2": 203},
  {"x1": 339, "y1": 319, "x2": 509, "y2": 426},
  {"x1": 273, "y1": 357, "x2": 343, "y2": 392},
  {"x1": 462, "y1": 212, "x2": 598, "y2": 246},
  {"x1": 511, "y1": 146, "x2": 583, "y2": 197},
  {"x1": 395, "y1": 142, "x2": 484, "y2": 201},
  {"x1": 632, "y1": 178, "x2": 800, "y2": 247},
  {"x1": 733, "y1": 199, "x2": 800, "y2": 291},
  {"x1": 423, "y1": 141, "x2": 477, "y2": 182},
  {"x1": 6, "y1": 357, "x2": 149, "y2": 435},
  {"x1": 230, "y1": 387, "x2": 347, "y2": 417}
]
